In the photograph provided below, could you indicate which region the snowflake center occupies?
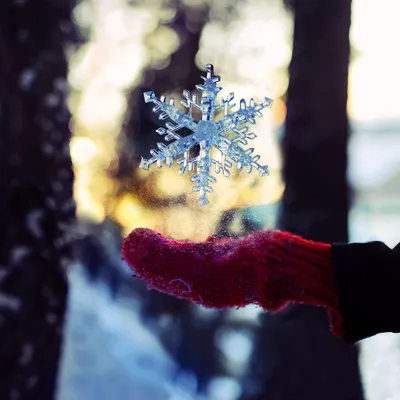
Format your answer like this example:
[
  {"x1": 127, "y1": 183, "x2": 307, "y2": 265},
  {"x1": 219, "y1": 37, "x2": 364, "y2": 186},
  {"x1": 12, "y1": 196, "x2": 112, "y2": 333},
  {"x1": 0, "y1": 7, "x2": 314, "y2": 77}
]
[{"x1": 196, "y1": 120, "x2": 218, "y2": 141}]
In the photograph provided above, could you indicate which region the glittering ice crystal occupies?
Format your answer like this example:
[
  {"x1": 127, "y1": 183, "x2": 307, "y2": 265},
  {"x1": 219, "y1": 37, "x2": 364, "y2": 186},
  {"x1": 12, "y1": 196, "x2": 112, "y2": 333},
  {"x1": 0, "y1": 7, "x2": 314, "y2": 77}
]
[{"x1": 140, "y1": 64, "x2": 273, "y2": 206}]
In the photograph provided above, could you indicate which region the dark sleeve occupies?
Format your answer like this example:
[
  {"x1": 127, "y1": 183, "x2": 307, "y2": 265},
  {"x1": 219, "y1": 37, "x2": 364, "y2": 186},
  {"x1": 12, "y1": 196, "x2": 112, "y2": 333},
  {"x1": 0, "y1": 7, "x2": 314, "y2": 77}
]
[{"x1": 331, "y1": 241, "x2": 400, "y2": 343}]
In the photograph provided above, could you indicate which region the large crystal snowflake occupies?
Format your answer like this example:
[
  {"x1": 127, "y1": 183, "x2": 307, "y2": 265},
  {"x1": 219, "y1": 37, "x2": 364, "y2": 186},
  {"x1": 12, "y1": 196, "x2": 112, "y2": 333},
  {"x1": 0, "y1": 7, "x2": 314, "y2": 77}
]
[{"x1": 140, "y1": 64, "x2": 273, "y2": 206}]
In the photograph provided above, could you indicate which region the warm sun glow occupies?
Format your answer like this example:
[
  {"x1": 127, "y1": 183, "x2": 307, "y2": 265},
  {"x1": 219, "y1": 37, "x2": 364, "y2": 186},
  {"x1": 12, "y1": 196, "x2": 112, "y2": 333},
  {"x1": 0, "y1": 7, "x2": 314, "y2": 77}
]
[
  {"x1": 70, "y1": 137, "x2": 98, "y2": 164},
  {"x1": 68, "y1": 0, "x2": 400, "y2": 241}
]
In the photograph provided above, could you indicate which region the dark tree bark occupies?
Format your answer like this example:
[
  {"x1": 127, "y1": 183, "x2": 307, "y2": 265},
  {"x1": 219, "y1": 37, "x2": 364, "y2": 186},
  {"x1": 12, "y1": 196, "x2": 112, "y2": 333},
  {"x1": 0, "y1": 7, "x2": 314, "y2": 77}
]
[
  {"x1": 243, "y1": 1, "x2": 364, "y2": 399},
  {"x1": 0, "y1": 1, "x2": 77, "y2": 399}
]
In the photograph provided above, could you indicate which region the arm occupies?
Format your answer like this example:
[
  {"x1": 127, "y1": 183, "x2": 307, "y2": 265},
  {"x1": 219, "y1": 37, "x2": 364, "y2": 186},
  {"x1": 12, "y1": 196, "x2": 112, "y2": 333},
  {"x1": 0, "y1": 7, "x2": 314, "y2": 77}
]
[{"x1": 332, "y1": 241, "x2": 400, "y2": 343}]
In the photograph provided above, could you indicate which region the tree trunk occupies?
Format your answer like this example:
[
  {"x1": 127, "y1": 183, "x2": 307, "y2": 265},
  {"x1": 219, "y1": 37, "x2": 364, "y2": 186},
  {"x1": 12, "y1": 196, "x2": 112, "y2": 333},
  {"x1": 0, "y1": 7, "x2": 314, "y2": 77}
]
[
  {"x1": 0, "y1": 1, "x2": 76, "y2": 399},
  {"x1": 243, "y1": 1, "x2": 364, "y2": 399}
]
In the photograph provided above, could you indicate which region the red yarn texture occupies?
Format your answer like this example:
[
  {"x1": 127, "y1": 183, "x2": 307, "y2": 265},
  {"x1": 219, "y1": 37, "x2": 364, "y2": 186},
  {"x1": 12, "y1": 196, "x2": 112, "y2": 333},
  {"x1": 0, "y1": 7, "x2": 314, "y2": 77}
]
[{"x1": 122, "y1": 228, "x2": 343, "y2": 337}]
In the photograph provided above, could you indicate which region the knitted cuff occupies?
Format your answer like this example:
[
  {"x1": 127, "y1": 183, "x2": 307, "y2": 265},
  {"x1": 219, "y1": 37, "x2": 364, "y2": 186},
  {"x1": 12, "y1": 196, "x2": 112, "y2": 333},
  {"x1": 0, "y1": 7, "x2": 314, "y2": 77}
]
[{"x1": 256, "y1": 233, "x2": 343, "y2": 337}]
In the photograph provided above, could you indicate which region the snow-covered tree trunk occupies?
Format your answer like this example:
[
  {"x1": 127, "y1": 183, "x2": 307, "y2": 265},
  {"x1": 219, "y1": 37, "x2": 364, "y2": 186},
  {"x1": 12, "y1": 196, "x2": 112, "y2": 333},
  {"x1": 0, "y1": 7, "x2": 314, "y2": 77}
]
[
  {"x1": 243, "y1": 1, "x2": 365, "y2": 399},
  {"x1": 0, "y1": 1, "x2": 76, "y2": 399}
]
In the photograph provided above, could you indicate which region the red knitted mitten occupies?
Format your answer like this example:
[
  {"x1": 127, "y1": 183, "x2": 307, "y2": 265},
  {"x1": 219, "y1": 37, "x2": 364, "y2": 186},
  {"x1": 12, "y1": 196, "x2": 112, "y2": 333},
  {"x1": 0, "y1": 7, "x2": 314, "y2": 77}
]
[{"x1": 122, "y1": 228, "x2": 343, "y2": 337}]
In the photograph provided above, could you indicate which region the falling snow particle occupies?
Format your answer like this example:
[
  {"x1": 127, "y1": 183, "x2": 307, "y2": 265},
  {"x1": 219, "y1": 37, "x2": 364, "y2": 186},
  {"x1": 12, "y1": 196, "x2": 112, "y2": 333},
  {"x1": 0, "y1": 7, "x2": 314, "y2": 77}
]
[
  {"x1": 53, "y1": 77, "x2": 67, "y2": 91},
  {"x1": 9, "y1": 389, "x2": 20, "y2": 400},
  {"x1": 0, "y1": 267, "x2": 9, "y2": 282},
  {"x1": 44, "y1": 93, "x2": 60, "y2": 108},
  {"x1": 140, "y1": 63, "x2": 273, "y2": 205},
  {"x1": 19, "y1": 343, "x2": 34, "y2": 366},
  {"x1": 26, "y1": 209, "x2": 45, "y2": 238},
  {"x1": 18, "y1": 29, "x2": 29, "y2": 42},
  {"x1": 52, "y1": 181, "x2": 63, "y2": 193},
  {"x1": 10, "y1": 246, "x2": 30, "y2": 265},
  {"x1": 46, "y1": 196, "x2": 57, "y2": 209},
  {"x1": 0, "y1": 293, "x2": 21, "y2": 311},
  {"x1": 19, "y1": 69, "x2": 36, "y2": 90},
  {"x1": 26, "y1": 375, "x2": 39, "y2": 389},
  {"x1": 42, "y1": 143, "x2": 55, "y2": 155},
  {"x1": 46, "y1": 313, "x2": 58, "y2": 325}
]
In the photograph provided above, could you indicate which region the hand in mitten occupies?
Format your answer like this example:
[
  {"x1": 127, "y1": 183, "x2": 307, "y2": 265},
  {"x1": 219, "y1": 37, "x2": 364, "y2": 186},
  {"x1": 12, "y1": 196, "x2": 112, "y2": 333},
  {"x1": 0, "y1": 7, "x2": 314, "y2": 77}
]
[{"x1": 122, "y1": 228, "x2": 343, "y2": 337}]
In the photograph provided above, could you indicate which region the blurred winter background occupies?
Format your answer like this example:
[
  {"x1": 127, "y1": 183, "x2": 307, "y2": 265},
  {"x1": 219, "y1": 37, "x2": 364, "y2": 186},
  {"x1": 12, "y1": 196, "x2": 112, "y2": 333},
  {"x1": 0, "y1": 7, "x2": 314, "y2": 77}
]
[{"x1": 1, "y1": 0, "x2": 400, "y2": 399}]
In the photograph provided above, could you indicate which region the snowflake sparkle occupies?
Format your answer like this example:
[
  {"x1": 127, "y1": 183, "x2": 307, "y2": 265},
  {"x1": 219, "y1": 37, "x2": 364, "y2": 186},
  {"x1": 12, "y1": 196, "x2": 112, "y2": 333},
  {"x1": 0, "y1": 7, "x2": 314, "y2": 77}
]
[{"x1": 140, "y1": 64, "x2": 273, "y2": 206}]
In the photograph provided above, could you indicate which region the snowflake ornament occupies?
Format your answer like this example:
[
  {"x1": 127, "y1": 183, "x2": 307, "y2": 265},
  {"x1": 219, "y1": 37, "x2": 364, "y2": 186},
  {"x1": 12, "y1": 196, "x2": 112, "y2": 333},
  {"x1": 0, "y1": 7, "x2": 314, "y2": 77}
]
[{"x1": 140, "y1": 64, "x2": 273, "y2": 206}]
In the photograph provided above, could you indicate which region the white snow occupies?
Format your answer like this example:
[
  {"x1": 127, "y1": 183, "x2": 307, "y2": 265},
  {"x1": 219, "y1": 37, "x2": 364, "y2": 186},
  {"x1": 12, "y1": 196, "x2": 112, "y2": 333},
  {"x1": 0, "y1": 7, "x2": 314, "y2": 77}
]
[
  {"x1": 215, "y1": 329, "x2": 253, "y2": 366},
  {"x1": 207, "y1": 377, "x2": 241, "y2": 400},
  {"x1": 56, "y1": 264, "x2": 196, "y2": 400},
  {"x1": 360, "y1": 334, "x2": 400, "y2": 400}
]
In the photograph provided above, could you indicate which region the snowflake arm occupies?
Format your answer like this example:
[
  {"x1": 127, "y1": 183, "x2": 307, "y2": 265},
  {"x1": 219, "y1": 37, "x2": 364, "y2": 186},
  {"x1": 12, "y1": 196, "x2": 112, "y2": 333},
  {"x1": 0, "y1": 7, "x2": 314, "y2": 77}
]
[
  {"x1": 212, "y1": 135, "x2": 269, "y2": 176},
  {"x1": 226, "y1": 142, "x2": 269, "y2": 175},
  {"x1": 139, "y1": 132, "x2": 198, "y2": 171},
  {"x1": 190, "y1": 139, "x2": 215, "y2": 206},
  {"x1": 216, "y1": 97, "x2": 273, "y2": 134},
  {"x1": 143, "y1": 91, "x2": 198, "y2": 132}
]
